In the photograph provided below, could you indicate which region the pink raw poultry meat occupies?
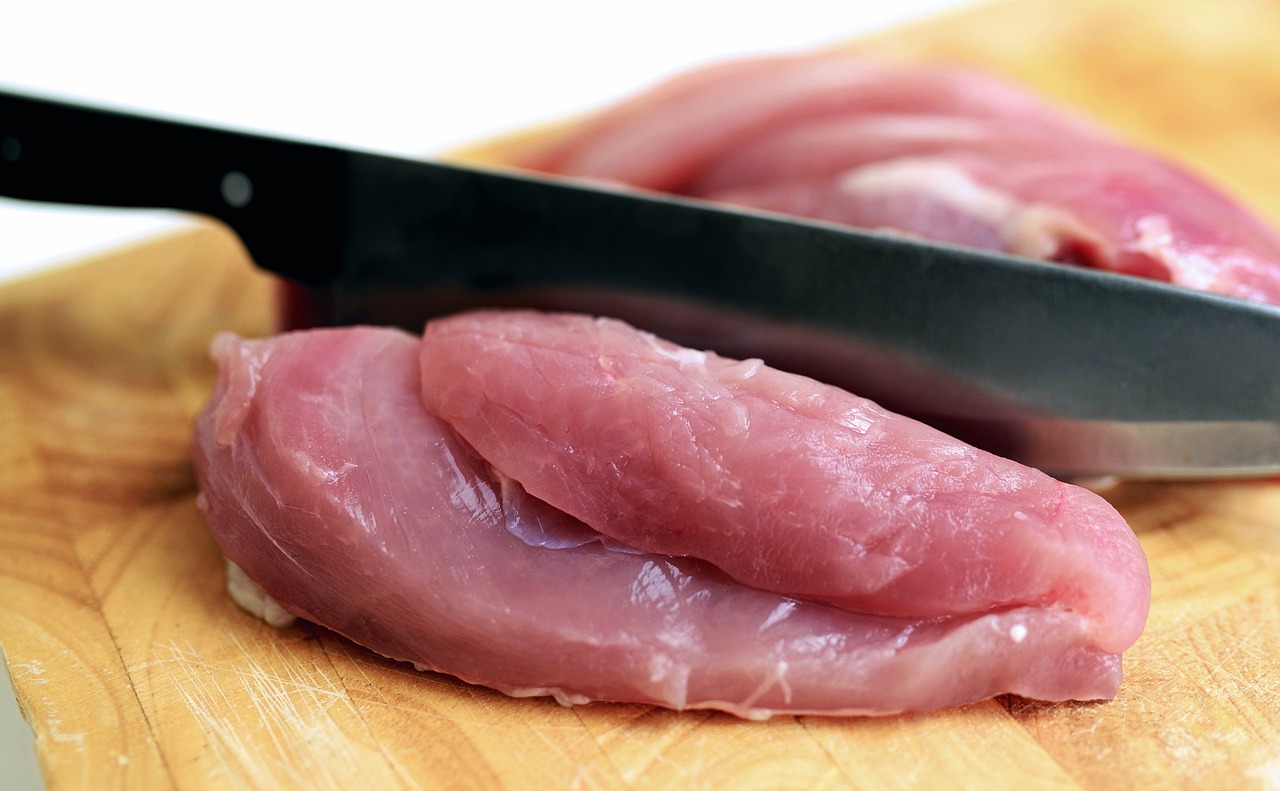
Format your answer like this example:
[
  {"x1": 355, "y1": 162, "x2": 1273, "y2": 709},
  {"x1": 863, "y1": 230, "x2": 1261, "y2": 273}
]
[
  {"x1": 518, "y1": 53, "x2": 1280, "y2": 304},
  {"x1": 192, "y1": 321, "x2": 1149, "y2": 717},
  {"x1": 419, "y1": 310, "x2": 1150, "y2": 656}
]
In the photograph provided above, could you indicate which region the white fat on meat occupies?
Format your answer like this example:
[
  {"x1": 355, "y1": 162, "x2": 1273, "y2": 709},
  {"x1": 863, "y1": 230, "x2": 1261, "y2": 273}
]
[
  {"x1": 225, "y1": 559, "x2": 296, "y2": 628},
  {"x1": 835, "y1": 157, "x2": 1101, "y2": 261}
]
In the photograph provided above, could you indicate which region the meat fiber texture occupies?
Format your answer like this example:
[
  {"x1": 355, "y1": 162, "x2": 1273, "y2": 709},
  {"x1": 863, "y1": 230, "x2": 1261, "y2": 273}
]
[
  {"x1": 516, "y1": 52, "x2": 1280, "y2": 305},
  {"x1": 192, "y1": 313, "x2": 1151, "y2": 718}
]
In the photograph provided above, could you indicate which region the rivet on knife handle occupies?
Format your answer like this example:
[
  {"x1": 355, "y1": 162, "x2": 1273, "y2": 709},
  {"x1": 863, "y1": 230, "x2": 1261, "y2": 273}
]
[{"x1": 0, "y1": 88, "x2": 349, "y2": 285}]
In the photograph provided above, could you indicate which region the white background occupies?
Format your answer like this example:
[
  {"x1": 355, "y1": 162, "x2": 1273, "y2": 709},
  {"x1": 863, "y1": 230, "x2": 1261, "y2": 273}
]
[{"x1": 0, "y1": 2, "x2": 972, "y2": 788}]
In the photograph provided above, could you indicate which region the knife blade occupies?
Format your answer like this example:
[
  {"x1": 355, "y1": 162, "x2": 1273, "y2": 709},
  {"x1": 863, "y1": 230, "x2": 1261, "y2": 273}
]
[{"x1": 3, "y1": 87, "x2": 1280, "y2": 479}]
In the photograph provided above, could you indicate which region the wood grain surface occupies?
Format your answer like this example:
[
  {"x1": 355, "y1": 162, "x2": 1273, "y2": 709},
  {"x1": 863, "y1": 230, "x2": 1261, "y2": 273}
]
[{"x1": 3, "y1": 0, "x2": 1280, "y2": 787}]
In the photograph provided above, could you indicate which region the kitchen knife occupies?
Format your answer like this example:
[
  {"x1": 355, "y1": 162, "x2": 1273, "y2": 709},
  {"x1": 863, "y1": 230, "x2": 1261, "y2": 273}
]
[{"x1": 3, "y1": 87, "x2": 1279, "y2": 479}]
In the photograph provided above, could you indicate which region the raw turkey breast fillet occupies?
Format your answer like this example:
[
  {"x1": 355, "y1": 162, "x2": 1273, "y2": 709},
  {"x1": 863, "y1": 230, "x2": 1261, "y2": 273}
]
[
  {"x1": 191, "y1": 313, "x2": 1150, "y2": 718},
  {"x1": 517, "y1": 52, "x2": 1280, "y2": 304}
]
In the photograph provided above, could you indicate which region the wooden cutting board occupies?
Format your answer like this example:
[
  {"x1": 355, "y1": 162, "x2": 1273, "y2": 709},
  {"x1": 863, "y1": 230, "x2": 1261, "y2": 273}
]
[{"x1": 3, "y1": 0, "x2": 1280, "y2": 787}]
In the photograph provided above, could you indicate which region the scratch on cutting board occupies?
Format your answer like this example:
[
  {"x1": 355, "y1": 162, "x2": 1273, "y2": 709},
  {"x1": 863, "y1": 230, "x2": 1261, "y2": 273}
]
[
  {"x1": 11, "y1": 657, "x2": 88, "y2": 753},
  {"x1": 1197, "y1": 619, "x2": 1267, "y2": 688},
  {"x1": 143, "y1": 634, "x2": 420, "y2": 790}
]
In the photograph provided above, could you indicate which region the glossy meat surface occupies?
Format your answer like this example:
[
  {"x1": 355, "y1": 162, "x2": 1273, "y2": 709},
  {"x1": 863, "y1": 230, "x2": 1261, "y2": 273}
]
[
  {"x1": 192, "y1": 324, "x2": 1147, "y2": 716},
  {"x1": 420, "y1": 311, "x2": 1150, "y2": 655},
  {"x1": 518, "y1": 53, "x2": 1280, "y2": 304}
]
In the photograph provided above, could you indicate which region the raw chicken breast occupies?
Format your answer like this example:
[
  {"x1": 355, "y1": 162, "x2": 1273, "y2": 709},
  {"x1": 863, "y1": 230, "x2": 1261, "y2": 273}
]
[
  {"x1": 192, "y1": 324, "x2": 1147, "y2": 717},
  {"x1": 518, "y1": 53, "x2": 1280, "y2": 304},
  {"x1": 419, "y1": 311, "x2": 1150, "y2": 655}
]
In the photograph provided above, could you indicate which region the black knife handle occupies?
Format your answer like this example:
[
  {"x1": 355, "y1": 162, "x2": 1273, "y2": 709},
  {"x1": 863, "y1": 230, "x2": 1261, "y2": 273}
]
[{"x1": 0, "y1": 89, "x2": 348, "y2": 284}]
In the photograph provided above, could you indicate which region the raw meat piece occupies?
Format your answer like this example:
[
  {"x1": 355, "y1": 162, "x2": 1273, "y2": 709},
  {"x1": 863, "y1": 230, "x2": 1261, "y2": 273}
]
[
  {"x1": 419, "y1": 310, "x2": 1150, "y2": 655},
  {"x1": 517, "y1": 53, "x2": 1280, "y2": 304},
  {"x1": 192, "y1": 324, "x2": 1147, "y2": 716}
]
